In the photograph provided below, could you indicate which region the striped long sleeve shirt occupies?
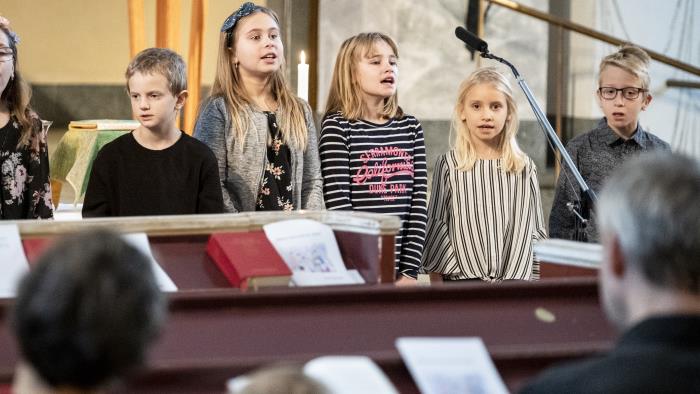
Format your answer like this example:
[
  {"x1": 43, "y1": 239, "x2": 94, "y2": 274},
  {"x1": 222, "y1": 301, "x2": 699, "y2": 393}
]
[
  {"x1": 319, "y1": 112, "x2": 428, "y2": 278},
  {"x1": 422, "y1": 151, "x2": 547, "y2": 281}
]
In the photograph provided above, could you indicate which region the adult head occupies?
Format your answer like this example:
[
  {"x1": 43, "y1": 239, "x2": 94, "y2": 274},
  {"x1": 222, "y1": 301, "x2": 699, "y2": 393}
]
[{"x1": 597, "y1": 152, "x2": 700, "y2": 329}]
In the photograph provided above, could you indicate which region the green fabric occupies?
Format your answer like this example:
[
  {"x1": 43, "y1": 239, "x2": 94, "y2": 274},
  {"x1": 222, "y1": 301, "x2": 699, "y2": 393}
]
[{"x1": 50, "y1": 129, "x2": 129, "y2": 204}]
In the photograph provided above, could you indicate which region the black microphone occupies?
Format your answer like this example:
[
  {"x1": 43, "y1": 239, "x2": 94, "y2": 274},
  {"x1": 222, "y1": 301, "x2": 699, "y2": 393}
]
[{"x1": 455, "y1": 26, "x2": 488, "y2": 54}]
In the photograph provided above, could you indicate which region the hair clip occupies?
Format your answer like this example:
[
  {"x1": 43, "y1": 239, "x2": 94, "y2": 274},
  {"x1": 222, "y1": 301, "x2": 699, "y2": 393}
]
[
  {"x1": 0, "y1": 16, "x2": 20, "y2": 45},
  {"x1": 221, "y1": 2, "x2": 258, "y2": 47}
]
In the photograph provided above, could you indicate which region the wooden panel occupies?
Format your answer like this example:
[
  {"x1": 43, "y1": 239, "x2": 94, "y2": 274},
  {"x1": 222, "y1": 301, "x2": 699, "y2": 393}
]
[
  {"x1": 0, "y1": 278, "x2": 613, "y2": 393},
  {"x1": 0, "y1": 213, "x2": 612, "y2": 392},
  {"x1": 540, "y1": 262, "x2": 597, "y2": 278}
]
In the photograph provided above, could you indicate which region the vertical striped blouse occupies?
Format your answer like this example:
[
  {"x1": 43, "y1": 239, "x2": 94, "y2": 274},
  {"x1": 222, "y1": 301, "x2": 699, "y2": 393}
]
[
  {"x1": 319, "y1": 112, "x2": 428, "y2": 278},
  {"x1": 422, "y1": 151, "x2": 547, "y2": 281}
]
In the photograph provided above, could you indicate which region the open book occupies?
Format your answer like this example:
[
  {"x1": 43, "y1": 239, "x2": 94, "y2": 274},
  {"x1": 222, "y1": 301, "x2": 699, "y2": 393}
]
[{"x1": 263, "y1": 219, "x2": 364, "y2": 286}]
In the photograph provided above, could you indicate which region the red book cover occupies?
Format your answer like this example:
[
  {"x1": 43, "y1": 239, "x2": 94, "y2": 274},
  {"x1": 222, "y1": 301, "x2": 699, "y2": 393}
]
[
  {"x1": 22, "y1": 238, "x2": 56, "y2": 265},
  {"x1": 206, "y1": 231, "x2": 292, "y2": 291}
]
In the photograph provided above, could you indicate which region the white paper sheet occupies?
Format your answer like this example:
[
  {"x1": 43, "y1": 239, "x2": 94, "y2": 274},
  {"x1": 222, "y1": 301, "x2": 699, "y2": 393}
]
[
  {"x1": 53, "y1": 203, "x2": 83, "y2": 221},
  {"x1": 396, "y1": 337, "x2": 509, "y2": 394},
  {"x1": 263, "y1": 219, "x2": 362, "y2": 286},
  {"x1": 122, "y1": 233, "x2": 178, "y2": 292},
  {"x1": 227, "y1": 356, "x2": 398, "y2": 394},
  {"x1": 304, "y1": 356, "x2": 398, "y2": 394},
  {"x1": 0, "y1": 224, "x2": 29, "y2": 298}
]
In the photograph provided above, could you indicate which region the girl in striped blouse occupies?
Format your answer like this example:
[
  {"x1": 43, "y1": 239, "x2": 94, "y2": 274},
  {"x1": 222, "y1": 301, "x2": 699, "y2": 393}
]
[
  {"x1": 319, "y1": 32, "x2": 428, "y2": 284},
  {"x1": 422, "y1": 68, "x2": 547, "y2": 281}
]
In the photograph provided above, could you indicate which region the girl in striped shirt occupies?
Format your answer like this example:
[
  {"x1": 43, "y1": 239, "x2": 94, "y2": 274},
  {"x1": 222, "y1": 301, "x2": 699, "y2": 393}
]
[
  {"x1": 319, "y1": 32, "x2": 428, "y2": 284},
  {"x1": 422, "y1": 68, "x2": 547, "y2": 281}
]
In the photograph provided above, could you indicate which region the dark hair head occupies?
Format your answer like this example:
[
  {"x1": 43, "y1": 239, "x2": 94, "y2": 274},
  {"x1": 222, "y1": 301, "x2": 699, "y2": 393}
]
[
  {"x1": 13, "y1": 230, "x2": 166, "y2": 389},
  {"x1": 598, "y1": 152, "x2": 700, "y2": 293}
]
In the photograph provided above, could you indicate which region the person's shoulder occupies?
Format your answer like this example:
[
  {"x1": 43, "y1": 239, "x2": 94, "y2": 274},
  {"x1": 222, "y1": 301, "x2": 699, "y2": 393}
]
[
  {"x1": 567, "y1": 119, "x2": 609, "y2": 147},
  {"x1": 321, "y1": 112, "x2": 348, "y2": 131},
  {"x1": 642, "y1": 130, "x2": 671, "y2": 150},
  {"x1": 520, "y1": 357, "x2": 606, "y2": 394},
  {"x1": 397, "y1": 113, "x2": 420, "y2": 124},
  {"x1": 297, "y1": 98, "x2": 313, "y2": 116},
  {"x1": 98, "y1": 133, "x2": 134, "y2": 156},
  {"x1": 396, "y1": 115, "x2": 425, "y2": 139},
  {"x1": 180, "y1": 132, "x2": 217, "y2": 157},
  {"x1": 91, "y1": 133, "x2": 133, "y2": 172},
  {"x1": 524, "y1": 155, "x2": 537, "y2": 172},
  {"x1": 436, "y1": 150, "x2": 457, "y2": 171},
  {"x1": 567, "y1": 129, "x2": 597, "y2": 149},
  {"x1": 322, "y1": 111, "x2": 346, "y2": 123},
  {"x1": 201, "y1": 95, "x2": 226, "y2": 110}
]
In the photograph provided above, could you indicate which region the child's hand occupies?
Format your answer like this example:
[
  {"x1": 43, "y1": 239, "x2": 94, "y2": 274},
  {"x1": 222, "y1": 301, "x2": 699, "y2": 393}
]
[{"x1": 394, "y1": 276, "x2": 418, "y2": 286}]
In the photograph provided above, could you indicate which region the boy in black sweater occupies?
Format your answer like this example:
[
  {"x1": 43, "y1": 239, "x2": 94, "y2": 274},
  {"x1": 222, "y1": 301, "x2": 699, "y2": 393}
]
[{"x1": 83, "y1": 48, "x2": 223, "y2": 217}]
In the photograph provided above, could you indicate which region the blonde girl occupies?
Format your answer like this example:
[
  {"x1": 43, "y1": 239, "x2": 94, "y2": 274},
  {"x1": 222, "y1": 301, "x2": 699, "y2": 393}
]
[
  {"x1": 194, "y1": 2, "x2": 323, "y2": 212},
  {"x1": 319, "y1": 32, "x2": 427, "y2": 283},
  {"x1": 422, "y1": 67, "x2": 546, "y2": 281},
  {"x1": 0, "y1": 17, "x2": 53, "y2": 219}
]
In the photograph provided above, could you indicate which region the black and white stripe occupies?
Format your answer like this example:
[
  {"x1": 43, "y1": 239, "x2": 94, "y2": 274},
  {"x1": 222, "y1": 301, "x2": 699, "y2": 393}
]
[
  {"x1": 319, "y1": 112, "x2": 428, "y2": 278},
  {"x1": 422, "y1": 151, "x2": 547, "y2": 280}
]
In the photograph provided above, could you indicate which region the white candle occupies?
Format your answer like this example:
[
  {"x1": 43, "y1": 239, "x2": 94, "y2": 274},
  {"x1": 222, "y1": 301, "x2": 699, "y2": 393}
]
[{"x1": 297, "y1": 50, "x2": 309, "y2": 102}]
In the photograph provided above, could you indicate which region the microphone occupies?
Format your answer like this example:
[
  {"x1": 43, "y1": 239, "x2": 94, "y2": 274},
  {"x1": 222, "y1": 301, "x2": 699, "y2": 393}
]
[{"x1": 455, "y1": 26, "x2": 488, "y2": 54}]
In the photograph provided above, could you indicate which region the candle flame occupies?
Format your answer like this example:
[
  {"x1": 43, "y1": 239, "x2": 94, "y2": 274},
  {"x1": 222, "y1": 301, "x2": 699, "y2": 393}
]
[{"x1": 300, "y1": 50, "x2": 306, "y2": 64}]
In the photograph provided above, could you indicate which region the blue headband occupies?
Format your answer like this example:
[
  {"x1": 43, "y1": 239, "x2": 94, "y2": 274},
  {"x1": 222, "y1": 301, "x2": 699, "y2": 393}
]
[{"x1": 221, "y1": 2, "x2": 258, "y2": 47}]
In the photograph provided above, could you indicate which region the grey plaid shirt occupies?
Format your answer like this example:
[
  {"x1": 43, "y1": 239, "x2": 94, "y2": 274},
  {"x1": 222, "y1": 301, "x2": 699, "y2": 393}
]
[{"x1": 549, "y1": 118, "x2": 670, "y2": 242}]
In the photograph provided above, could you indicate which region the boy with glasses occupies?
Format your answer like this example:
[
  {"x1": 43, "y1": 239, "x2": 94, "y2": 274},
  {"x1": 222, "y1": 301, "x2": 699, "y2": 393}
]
[{"x1": 549, "y1": 44, "x2": 670, "y2": 242}]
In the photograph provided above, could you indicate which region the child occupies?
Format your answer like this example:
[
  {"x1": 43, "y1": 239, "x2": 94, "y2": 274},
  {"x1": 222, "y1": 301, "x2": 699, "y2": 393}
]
[
  {"x1": 421, "y1": 68, "x2": 547, "y2": 282},
  {"x1": 82, "y1": 48, "x2": 223, "y2": 217},
  {"x1": 0, "y1": 17, "x2": 53, "y2": 219},
  {"x1": 194, "y1": 2, "x2": 324, "y2": 213},
  {"x1": 549, "y1": 44, "x2": 670, "y2": 242},
  {"x1": 320, "y1": 32, "x2": 428, "y2": 284}
]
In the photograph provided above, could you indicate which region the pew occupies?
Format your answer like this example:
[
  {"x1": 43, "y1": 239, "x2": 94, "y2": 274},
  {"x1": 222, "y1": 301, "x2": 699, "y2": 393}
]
[{"x1": 0, "y1": 213, "x2": 615, "y2": 393}]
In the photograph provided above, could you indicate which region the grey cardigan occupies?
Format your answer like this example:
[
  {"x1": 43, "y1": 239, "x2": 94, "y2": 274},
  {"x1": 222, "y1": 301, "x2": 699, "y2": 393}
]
[{"x1": 194, "y1": 96, "x2": 324, "y2": 212}]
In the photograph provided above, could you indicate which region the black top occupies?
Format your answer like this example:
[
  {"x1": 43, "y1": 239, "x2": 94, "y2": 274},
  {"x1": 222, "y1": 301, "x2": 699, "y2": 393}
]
[
  {"x1": 549, "y1": 118, "x2": 670, "y2": 242},
  {"x1": 520, "y1": 315, "x2": 700, "y2": 394},
  {"x1": 0, "y1": 117, "x2": 53, "y2": 219},
  {"x1": 256, "y1": 112, "x2": 294, "y2": 211},
  {"x1": 82, "y1": 131, "x2": 223, "y2": 217}
]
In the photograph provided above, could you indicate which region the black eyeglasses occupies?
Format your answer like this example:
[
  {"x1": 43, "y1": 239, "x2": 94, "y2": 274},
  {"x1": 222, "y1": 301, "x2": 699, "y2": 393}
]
[{"x1": 598, "y1": 86, "x2": 647, "y2": 100}]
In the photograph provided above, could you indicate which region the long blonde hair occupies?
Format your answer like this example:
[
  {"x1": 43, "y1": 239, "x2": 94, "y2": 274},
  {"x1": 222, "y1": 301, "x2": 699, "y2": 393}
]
[
  {"x1": 209, "y1": 6, "x2": 307, "y2": 150},
  {"x1": 325, "y1": 32, "x2": 403, "y2": 120},
  {"x1": 599, "y1": 43, "x2": 651, "y2": 90},
  {"x1": 451, "y1": 67, "x2": 526, "y2": 173}
]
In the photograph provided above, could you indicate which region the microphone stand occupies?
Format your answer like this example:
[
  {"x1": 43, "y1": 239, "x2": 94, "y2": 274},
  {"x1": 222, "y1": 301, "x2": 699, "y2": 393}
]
[{"x1": 480, "y1": 51, "x2": 596, "y2": 242}]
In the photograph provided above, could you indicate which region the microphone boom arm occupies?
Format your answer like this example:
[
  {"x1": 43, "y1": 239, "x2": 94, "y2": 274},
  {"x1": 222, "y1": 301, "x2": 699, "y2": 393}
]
[{"x1": 481, "y1": 51, "x2": 597, "y2": 238}]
